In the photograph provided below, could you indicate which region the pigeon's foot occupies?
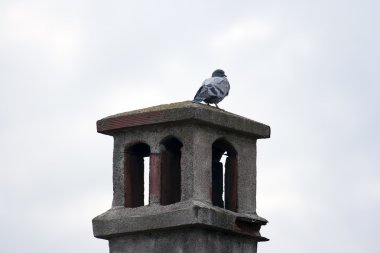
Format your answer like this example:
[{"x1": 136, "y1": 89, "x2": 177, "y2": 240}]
[{"x1": 214, "y1": 104, "x2": 225, "y2": 110}]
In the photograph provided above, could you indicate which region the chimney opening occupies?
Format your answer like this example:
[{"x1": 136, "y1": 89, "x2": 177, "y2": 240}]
[
  {"x1": 212, "y1": 138, "x2": 238, "y2": 212},
  {"x1": 124, "y1": 142, "x2": 151, "y2": 208},
  {"x1": 160, "y1": 137, "x2": 183, "y2": 205}
]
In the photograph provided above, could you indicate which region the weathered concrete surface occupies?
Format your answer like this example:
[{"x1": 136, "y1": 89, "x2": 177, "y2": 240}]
[
  {"x1": 93, "y1": 200, "x2": 267, "y2": 240},
  {"x1": 109, "y1": 228, "x2": 258, "y2": 253},
  {"x1": 97, "y1": 101, "x2": 270, "y2": 139}
]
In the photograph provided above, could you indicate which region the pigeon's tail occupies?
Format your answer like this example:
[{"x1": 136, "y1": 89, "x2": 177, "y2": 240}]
[{"x1": 193, "y1": 85, "x2": 208, "y2": 103}]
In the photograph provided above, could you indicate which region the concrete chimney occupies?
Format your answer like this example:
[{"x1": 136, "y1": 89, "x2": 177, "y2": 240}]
[{"x1": 92, "y1": 101, "x2": 270, "y2": 253}]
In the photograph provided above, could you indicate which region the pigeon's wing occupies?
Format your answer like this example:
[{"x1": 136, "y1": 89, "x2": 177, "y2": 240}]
[{"x1": 204, "y1": 77, "x2": 230, "y2": 98}]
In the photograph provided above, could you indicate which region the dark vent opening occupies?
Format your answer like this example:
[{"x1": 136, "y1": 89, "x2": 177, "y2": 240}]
[
  {"x1": 160, "y1": 137, "x2": 183, "y2": 205},
  {"x1": 212, "y1": 139, "x2": 238, "y2": 212},
  {"x1": 124, "y1": 143, "x2": 151, "y2": 208}
]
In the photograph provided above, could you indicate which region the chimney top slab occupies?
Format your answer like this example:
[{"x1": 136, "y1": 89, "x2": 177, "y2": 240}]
[{"x1": 97, "y1": 101, "x2": 270, "y2": 138}]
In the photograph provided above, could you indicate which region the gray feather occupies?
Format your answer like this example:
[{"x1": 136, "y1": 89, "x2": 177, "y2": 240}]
[{"x1": 193, "y1": 77, "x2": 230, "y2": 104}]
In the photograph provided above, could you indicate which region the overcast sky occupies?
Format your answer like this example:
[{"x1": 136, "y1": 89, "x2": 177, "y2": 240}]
[{"x1": 0, "y1": 0, "x2": 379, "y2": 252}]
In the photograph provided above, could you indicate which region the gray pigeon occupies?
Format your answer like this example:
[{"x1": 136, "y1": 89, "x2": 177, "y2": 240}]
[{"x1": 193, "y1": 69, "x2": 230, "y2": 108}]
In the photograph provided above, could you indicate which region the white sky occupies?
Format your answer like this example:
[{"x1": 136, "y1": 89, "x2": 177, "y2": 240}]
[{"x1": 0, "y1": 0, "x2": 379, "y2": 252}]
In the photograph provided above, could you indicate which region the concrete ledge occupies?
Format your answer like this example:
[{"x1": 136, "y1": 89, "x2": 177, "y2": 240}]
[
  {"x1": 92, "y1": 200, "x2": 268, "y2": 241},
  {"x1": 96, "y1": 101, "x2": 270, "y2": 138}
]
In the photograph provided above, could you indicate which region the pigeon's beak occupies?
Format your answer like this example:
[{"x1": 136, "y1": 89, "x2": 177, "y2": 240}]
[{"x1": 224, "y1": 75, "x2": 227, "y2": 77}]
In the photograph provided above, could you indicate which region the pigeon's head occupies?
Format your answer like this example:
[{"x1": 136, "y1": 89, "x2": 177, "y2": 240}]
[{"x1": 212, "y1": 69, "x2": 227, "y2": 77}]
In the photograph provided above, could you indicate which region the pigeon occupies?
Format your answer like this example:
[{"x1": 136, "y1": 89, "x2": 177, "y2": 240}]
[{"x1": 193, "y1": 69, "x2": 230, "y2": 108}]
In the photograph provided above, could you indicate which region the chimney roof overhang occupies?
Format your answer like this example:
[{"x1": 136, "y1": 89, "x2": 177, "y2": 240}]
[{"x1": 96, "y1": 101, "x2": 270, "y2": 139}]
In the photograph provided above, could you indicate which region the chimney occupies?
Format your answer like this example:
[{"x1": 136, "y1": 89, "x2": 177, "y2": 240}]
[{"x1": 92, "y1": 101, "x2": 270, "y2": 253}]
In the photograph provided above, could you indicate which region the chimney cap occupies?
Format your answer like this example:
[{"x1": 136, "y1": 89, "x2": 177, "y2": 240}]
[{"x1": 97, "y1": 101, "x2": 270, "y2": 138}]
